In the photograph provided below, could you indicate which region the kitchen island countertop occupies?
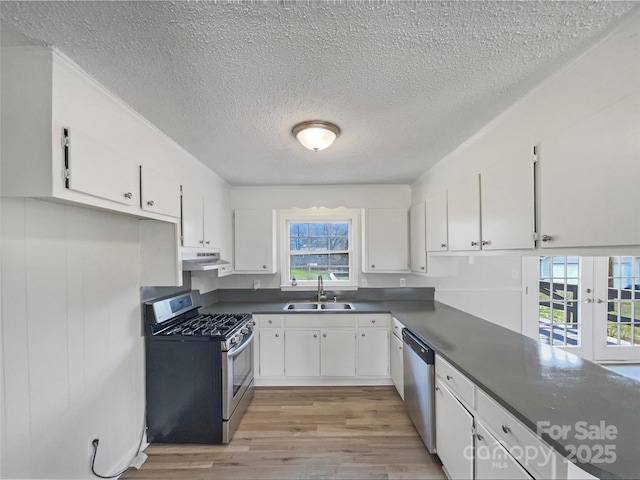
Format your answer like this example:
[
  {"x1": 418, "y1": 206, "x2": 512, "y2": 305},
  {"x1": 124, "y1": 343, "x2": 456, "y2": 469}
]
[{"x1": 203, "y1": 299, "x2": 640, "y2": 479}]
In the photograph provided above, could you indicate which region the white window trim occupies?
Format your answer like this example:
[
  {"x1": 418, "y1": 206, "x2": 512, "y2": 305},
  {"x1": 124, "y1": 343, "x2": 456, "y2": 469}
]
[{"x1": 278, "y1": 207, "x2": 360, "y2": 291}]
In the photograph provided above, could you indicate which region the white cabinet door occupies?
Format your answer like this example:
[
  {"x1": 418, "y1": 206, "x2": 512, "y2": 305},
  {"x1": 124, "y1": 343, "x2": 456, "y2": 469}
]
[
  {"x1": 234, "y1": 209, "x2": 276, "y2": 273},
  {"x1": 390, "y1": 332, "x2": 404, "y2": 399},
  {"x1": 475, "y1": 421, "x2": 533, "y2": 480},
  {"x1": 284, "y1": 330, "x2": 320, "y2": 377},
  {"x1": 410, "y1": 202, "x2": 427, "y2": 273},
  {"x1": 425, "y1": 190, "x2": 449, "y2": 252},
  {"x1": 447, "y1": 175, "x2": 481, "y2": 252},
  {"x1": 358, "y1": 328, "x2": 389, "y2": 376},
  {"x1": 480, "y1": 151, "x2": 535, "y2": 250},
  {"x1": 259, "y1": 329, "x2": 284, "y2": 377},
  {"x1": 66, "y1": 127, "x2": 139, "y2": 207},
  {"x1": 181, "y1": 189, "x2": 204, "y2": 248},
  {"x1": 320, "y1": 329, "x2": 356, "y2": 376},
  {"x1": 435, "y1": 378, "x2": 474, "y2": 479},
  {"x1": 140, "y1": 165, "x2": 181, "y2": 218},
  {"x1": 539, "y1": 95, "x2": 640, "y2": 248},
  {"x1": 363, "y1": 208, "x2": 409, "y2": 272},
  {"x1": 203, "y1": 194, "x2": 221, "y2": 249}
]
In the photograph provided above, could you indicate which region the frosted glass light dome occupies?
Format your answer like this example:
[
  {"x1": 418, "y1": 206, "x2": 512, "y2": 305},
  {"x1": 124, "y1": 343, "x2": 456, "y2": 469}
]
[{"x1": 292, "y1": 121, "x2": 341, "y2": 152}]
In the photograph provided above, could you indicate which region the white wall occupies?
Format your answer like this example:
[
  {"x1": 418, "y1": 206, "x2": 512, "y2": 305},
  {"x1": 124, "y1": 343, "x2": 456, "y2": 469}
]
[
  {"x1": 1, "y1": 198, "x2": 145, "y2": 479},
  {"x1": 204, "y1": 184, "x2": 433, "y2": 291},
  {"x1": 411, "y1": 11, "x2": 639, "y2": 331}
]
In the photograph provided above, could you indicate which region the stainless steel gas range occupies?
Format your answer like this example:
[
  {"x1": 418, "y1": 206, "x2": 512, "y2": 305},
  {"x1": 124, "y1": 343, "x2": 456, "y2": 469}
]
[{"x1": 144, "y1": 290, "x2": 254, "y2": 444}]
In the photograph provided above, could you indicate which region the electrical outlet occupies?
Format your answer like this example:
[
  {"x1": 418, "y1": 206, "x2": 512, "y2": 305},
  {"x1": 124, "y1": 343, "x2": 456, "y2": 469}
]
[
  {"x1": 399, "y1": 278, "x2": 406, "y2": 287},
  {"x1": 253, "y1": 279, "x2": 260, "y2": 290}
]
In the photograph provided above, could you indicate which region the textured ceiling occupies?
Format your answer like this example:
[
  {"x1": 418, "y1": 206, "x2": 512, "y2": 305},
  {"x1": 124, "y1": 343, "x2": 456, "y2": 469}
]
[{"x1": 1, "y1": 1, "x2": 638, "y2": 186}]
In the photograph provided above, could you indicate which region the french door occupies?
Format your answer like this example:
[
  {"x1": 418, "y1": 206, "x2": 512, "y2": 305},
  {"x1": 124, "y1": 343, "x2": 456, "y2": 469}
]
[{"x1": 524, "y1": 256, "x2": 640, "y2": 362}]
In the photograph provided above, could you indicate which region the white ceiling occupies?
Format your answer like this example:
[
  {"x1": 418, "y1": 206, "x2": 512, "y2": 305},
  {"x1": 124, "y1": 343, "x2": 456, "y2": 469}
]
[{"x1": 1, "y1": 1, "x2": 638, "y2": 186}]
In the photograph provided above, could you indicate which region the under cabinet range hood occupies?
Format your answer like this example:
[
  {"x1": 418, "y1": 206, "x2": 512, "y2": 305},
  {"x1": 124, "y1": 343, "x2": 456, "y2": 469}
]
[{"x1": 182, "y1": 252, "x2": 231, "y2": 271}]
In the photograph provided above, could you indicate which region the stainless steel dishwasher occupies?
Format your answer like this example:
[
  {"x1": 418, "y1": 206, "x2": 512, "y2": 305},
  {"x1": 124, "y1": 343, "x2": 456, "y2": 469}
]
[{"x1": 402, "y1": 328, "x2": 436, "y2": 453}]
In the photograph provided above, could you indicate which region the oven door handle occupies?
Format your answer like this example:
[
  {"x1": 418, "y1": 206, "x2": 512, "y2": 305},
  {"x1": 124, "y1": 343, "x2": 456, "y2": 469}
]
[{"x1": 227, "y1": 330, "x2": 254, "y2": 358}]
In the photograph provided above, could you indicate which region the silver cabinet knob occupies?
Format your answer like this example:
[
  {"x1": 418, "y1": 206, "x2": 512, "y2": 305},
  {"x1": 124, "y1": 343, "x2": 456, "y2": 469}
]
[
  {"x1": 361, "y1": 333, "x2": 366, "y2": 337},
  {"x1": 371, "y1": 264, "x2": 376, "y2": 268},
  {"x1": 476, "y1": 434, "x2": 484, "y2": 441},
  {"x1": 205, "y1": 240, "x2": 210, "y2": 245},
  {"x1": 502, "y1": 425, "x2": 511, "y2": 434},
  {"x1": 124, "y1": 192, "x2": 133, "y2": 199},
  {"x1": 199, "y1": 240, "x2": 204, "y2": 244},
  {"x1": 596, "y1": 299, "x2": 605, "y2": 304},
  {"x1": 435, "y1": 386, "x2": 440, "y2": 392},
  {"x1": 275, "y1": 333, "x2": 279, "y2": 337},
  {"x1": 440, "y1": 243, "x2": 447, "y2": 248},
  {"x1": 262, "y1": 265, "x2": 267, "y2": 269},
  {"x1": 541, "y1": 234, "x2": 553, "y2": 242},
  {"x1": 147, "y1": 200, "x2": 154, "y2": 207},
  {"x1": 323, "y1": 333, "x2": 327, "y2": 338},
  {"x1": 371, "y1": 319, "x2": 376, "y2": 324},
  {"x1": 313, "y1": 334, "x2": 318, "y2": 338},
  {"x1": 470, "y1": 241, "x2": 478, "y2": 247},
  {"x1": 268, "y1": 319, "x2": 273, "y2": 324},
  {"x1": 481, "y1": 240, "x2": 490, "y2": 246},
  {"x1": 420, "y1": 266, "x2": 425, "y2": 270},
  {"x1": 446, "y1": 375, "x2": 453, "y2": 381}
]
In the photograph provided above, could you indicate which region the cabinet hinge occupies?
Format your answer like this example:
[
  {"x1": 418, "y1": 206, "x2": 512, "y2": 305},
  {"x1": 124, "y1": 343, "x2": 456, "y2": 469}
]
[
  {"x1": 532, "y1": 145, "x2": 538, "y2": 164},
  {"x1": 63, "y1": 168, "x2": 71, "y2": 180},
  {"x1": 532, "y1": 231, "x2": 539, "y2": 242},
  {"x1": 61, "y1": 132, "x2": 70, "y2": 148}
]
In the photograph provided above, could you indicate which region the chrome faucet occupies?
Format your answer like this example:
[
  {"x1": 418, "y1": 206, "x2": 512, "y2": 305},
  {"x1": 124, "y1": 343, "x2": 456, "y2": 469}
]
[{"x1": 317, "y1": 275, "x2": 327, "y2": 302}]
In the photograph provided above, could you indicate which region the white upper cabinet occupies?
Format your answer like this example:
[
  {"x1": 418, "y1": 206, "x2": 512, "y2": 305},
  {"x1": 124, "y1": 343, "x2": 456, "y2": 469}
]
[
  {"x1": 480, "y1": 149, "x2": 535, "y2": 250},
  {"x1": 447, "y1": 175, "x2": 481, "y2": 251},
  {"x1": 234, "y1": 209, "x2": 277, "y2": 273},
  {"x1": 409, "y1": 202, "x2": 427, "y2": 273},
  {"x1": 539, "y1": 94, "x2": 640, "y2": 248},
  {"x1": 425, "y1": 190, "x2": 449, "y2": 252},
  {"x1": 140, "y1": 165, "x2": 181, "y2": 218},
  {"x1": 1, "y1": 46, "x2": 187, "y2": 221},
  {"x1": 362, "y1": 208, "x2": 409, "y2": 272},
  {"x1": 182, "y1": 190, "x2": 221, "y2": 250}
]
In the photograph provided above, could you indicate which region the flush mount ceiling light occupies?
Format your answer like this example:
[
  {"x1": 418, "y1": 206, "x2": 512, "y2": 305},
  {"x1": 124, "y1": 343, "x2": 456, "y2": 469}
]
[{"x1": 292, "y1": 120, "x2": 341, "y2": 152}]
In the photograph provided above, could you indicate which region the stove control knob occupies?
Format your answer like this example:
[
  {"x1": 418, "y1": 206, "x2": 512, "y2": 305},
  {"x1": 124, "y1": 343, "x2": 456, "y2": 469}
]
[
  {"x1": 241, "y1": 327, "x2": 248, "y2": 334},
  {"x1": 230, "y1": 336, "x2": 240, "y2": 345}
]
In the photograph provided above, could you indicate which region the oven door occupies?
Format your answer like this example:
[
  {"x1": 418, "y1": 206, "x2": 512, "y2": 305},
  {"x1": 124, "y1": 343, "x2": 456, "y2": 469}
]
[{"x1": 222, "y1": 329, "x2": 255, "y2": 420}]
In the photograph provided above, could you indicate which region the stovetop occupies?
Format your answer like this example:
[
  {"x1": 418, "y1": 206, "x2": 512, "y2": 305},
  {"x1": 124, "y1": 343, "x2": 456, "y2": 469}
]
[{"x1": 154, "y1": 313, "x2": 252, "y2": 338}]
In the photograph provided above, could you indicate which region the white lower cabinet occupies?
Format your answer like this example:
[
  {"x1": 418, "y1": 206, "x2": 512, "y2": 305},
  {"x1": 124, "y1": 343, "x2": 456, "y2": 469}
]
[
  {"x1": 320, "y1": 330, "x2": 356, "y2": 376},
  {"x1": 475, "y1": 421, "x2": 533, "y2": 480},
  {"x1": 259, "y1": 329, "x2": 284, "y2": 377},
  {"x1": 435, "y1": 377, "x2": 474, "y2": 479},
  {"x1": 284, "y1": 330, "x2": 320, "y2": 377},
  {"x1": 254, "y1": 313, "x2": 390, "y2": 384}
]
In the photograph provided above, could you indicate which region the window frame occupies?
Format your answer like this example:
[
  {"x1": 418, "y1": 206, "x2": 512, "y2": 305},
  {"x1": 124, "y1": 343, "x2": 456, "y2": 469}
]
[{"x1": 279, "y1": 208, "x2": 360, "y2": 291}]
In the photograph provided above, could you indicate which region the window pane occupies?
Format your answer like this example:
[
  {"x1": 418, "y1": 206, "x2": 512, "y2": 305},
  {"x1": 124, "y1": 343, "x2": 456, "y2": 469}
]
[
  {"x1": 290, "y1": 223, "x2": 308, "y2": 237},
  {"x1": 330, "y1": 223, "x2": 349, "y2": 236},
  {"x1": 309, "y1": 223, "x2": 328, "y2": 236},
  {"x1": 605, "y1": 257, "x2": 640, "y2": 347},
  {"x1": 290, "y1": 238, "x2": 308, "y2": 251},
  {"x1": 330, "y1": 236, "x2": 348, "y2": 250},
  {"x1": 309, "y1": 237, "x2": 328, "y2": 250},
  {"x1": 538, "y1": 257, "x2": 580, "y2": 347},
  {"x1": 289, "y1": 253, "x2": 350, "y2": 281}
]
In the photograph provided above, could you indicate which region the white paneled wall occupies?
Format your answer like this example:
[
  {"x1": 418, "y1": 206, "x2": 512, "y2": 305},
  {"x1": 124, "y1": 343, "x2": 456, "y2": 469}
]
[{"x1": 1, "y1": 198, "x2": 144, "y2": 479}]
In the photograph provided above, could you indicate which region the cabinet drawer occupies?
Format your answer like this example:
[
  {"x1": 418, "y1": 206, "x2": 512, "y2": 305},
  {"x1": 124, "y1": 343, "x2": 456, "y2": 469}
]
[
  {"x1": 391, "y1": 316, "x2": 405, "y2": 339},
  {"x1": 475, "y1": 420, "x2": 534, "y2": 480},
  {"x1": 285, "y1": 315, "x2": 355, "y2": 329},
  {"x1": 476, "y1": 389, "x2": 554, "y2": 480},
  {"x1": 257, "y1": 315, "x2": 283, "y2": 328},
  {"x1": 435, "y1": 355, "x2": 475, "y2": 408},
  {"x1": 358, "y1": 314, "x2": 389, "y2": 328}
]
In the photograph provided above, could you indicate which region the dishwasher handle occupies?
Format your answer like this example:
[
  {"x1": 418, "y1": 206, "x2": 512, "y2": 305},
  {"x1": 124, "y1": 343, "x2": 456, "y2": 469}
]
[{"x1": 402, "y1": 328, "x2": 435, "y2": 364}]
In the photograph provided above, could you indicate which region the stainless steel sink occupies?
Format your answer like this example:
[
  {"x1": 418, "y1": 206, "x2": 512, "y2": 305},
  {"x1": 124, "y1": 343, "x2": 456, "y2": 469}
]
[
  {"x1": 284, "y1": 302, "x2": 355, "y2": 311},
  {"x1": 285, "y1": 302, "x2": 321, "y2": 310},
  {"x1": 320, "y1": 303, "x2": 354, "y2": 310}
]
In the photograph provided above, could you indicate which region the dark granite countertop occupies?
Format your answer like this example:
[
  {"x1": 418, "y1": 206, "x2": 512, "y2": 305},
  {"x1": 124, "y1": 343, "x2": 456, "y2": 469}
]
[{"x1": 202, "y1": 297, "x2": 640, "y2": 479}]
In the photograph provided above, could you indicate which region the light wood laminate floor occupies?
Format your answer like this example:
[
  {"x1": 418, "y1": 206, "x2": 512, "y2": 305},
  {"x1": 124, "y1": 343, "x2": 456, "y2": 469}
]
[{"x1": 121, "y1": 386, "x2": 445, "y2": 480}]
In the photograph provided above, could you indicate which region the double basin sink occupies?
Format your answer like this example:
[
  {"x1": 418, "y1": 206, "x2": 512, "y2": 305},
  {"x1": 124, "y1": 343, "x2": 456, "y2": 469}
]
[{"x1": 284, "y1": 302, "x2": 355, "y2": 311}]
